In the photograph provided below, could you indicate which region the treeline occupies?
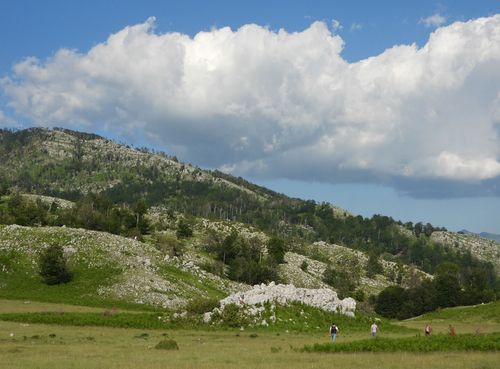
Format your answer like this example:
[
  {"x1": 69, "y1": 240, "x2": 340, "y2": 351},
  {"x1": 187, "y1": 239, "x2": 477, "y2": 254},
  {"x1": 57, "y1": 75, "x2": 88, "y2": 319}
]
[
  {"x1": 202, "y1": 230, "x2": 285, "y2": 285},
  {"x1": 102, "y1": 173, "x2": 460, "y2": 277},
  {"x1": 0, "y1": 192, "x2": 149, "y2": 239},
  {"x1": 375, "y1": 261, "x2": 497, "y2": 319}
]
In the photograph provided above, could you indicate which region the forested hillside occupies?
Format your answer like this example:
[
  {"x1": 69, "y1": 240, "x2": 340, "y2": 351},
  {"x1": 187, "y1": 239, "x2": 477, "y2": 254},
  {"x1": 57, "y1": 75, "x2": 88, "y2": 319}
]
[{"x1": 1, "y1": 127, "x2": 498, "y2": 318}]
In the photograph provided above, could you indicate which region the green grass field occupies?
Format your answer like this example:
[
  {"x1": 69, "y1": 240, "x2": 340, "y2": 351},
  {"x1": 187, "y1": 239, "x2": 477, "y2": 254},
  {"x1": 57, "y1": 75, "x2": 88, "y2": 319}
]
[
  {"x1": 0, "y1": 299, "x2": 499, "y2": 368},
  {"x1": 1, "y1": 319, "x2": 499, "y2": 369}
]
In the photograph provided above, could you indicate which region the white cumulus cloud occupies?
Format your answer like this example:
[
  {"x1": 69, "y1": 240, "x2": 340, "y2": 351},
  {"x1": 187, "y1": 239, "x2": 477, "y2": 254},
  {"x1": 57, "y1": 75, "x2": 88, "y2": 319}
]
[
  {"x1": 2, "y1": 15, "x2": 500, "y2": 197},
  {"x1": 419, "y1": 13, "x2": 447, "y2": 28}
]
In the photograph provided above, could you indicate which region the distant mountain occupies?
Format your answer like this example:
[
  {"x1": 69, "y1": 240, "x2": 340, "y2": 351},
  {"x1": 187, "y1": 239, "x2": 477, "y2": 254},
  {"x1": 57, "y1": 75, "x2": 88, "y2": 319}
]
[{"x1": 459, "y1": 229, "x2": 500, "y2": 242}]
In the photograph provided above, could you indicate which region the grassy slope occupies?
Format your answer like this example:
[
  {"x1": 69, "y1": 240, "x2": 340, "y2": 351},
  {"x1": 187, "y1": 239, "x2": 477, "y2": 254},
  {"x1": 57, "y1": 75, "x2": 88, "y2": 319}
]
[
  {"x1": 0, "y1": 225, "x2": 228, "y2": 310},
  {"x1": 407, "y1": 301, "x2": 500, "y2": 323},
  {"x1": 397, "y1": 301, "x2": 500, "y2": 334}
]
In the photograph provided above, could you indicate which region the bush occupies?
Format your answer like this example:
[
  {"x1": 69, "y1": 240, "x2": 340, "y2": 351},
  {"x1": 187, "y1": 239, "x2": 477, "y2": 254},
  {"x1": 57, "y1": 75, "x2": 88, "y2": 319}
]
[
  {"x1": 353, "y1": 289, "x2": 365, "y2": 302},
  {"x1": 267, "y1": 237, "x2": 286, "y2": 264},
  {"x1": 154, "y1": 233, "x2": 184, "y2": 257},
  {"x1": 185, "y1": 297, "x2": 220, "y2": 315},
  {"x1": 228, "y1": 258, "x2": 278, "y2": 285},
  {"x1": 323, "y1": 266, "x2": 358, "y2": 299},
  {"x1": 155, "y1": 339, "x2": 179, "y2": 350},
  {"x1": 375, "y1": 286, "x2": 407, "y2": 318},
  {"x1": 220, "y1": 303, "x2": 248, "y2": 328},
  {"x1": 39, "y1": 245, "x2": 73, "y2": 285},
  {"x1": 300, "y1": 260, "x2": 308, "y2": 272},
  {"x1": 199, "y1": 260, "x2": 226, "y2": 277},
  {"x1": 176, "y1": 218, "x2": 193, "y2": 239}
]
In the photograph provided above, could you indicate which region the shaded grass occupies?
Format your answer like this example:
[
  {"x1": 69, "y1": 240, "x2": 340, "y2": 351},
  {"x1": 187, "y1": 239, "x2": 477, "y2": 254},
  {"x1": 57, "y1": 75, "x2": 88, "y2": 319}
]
[
  {"x1": 301, "y1": 332, "x2": 500, "y2": 353},
  {"x1": 0, "y1": 312, "x2": 173, "y2": 330},
  {"x1": 0, "y1": 299, "x2": 130, "y2": 314}
]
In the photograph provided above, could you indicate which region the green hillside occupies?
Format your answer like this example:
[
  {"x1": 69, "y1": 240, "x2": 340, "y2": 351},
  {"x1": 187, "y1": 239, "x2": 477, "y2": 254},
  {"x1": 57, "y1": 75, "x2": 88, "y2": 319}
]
[
  {"x1": 0, "y1": 224, "x2": 231, "y2": 310},
  {"x1": 0, "y1": 127, "x2": 498, "y2": 320}
]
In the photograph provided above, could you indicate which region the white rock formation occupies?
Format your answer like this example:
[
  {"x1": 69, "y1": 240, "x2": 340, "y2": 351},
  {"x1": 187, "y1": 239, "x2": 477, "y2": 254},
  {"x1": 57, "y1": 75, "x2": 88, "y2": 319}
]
[{"x1": 206, "y1": 282, "x2": 356, "y2": 322}]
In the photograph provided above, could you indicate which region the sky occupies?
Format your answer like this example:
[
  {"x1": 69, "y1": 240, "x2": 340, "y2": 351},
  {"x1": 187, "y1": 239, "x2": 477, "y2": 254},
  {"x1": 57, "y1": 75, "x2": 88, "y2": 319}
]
[{"x1": 1, "y1": 0, "x2": 500, "y2": 234}]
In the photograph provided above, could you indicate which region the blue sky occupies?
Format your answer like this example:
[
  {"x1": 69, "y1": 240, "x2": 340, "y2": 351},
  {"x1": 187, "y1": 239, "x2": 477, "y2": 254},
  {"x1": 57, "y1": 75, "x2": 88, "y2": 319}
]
[{"x1": 1, "y1": 1, "x2": 500, "y2": 233}]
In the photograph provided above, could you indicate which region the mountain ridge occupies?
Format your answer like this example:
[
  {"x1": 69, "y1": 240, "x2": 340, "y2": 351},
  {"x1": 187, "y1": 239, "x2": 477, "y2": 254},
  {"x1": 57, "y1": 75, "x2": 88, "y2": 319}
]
[
  {"x1": 459, "y1": 229, "x2": 500, "y2": 243},
  {"x1": 1, "y1": 127, "x2": 497, "y2": 271}
]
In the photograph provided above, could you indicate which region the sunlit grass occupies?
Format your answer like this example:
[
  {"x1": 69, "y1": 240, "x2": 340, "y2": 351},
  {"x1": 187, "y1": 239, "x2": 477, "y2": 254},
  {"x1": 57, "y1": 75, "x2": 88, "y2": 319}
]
[
  {"x1": 397, "y1": 301, "x2": 500, "y2": 335},
  {"x1": 1, "y1": 321, "x2": 499, "y2": 369}
]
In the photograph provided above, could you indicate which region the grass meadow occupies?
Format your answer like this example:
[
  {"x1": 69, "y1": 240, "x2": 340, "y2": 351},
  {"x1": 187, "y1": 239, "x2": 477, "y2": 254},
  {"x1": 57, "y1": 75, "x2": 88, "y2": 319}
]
[{"x1": 0, "y1": 299, "x2": 499, "y2": 369}]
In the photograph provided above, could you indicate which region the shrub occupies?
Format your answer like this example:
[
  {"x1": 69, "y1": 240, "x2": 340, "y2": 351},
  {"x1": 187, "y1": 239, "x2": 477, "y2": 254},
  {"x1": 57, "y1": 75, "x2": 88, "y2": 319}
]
[
  {"x1": 155, "y1": 339, "x2": 179, "y2": 350},
  {"x1": 220, "y1": 303, "x2": 248, "y2": 328},
  {"x1": 39, "y1": 245, "x2": 73, "y2": 285},
  {"x1": 375, "y1": 285, "x2": 407, "y2": 318},
  {"x1": 228, "y1": 258, "x2": 278, "y2": 285},
  {"x1": 176, "y1": 218, "x2": 193, "y2": 239},
  {"x1": 353, "y1": 289, "x2": 365, "y2": 302},
  {"x1": 199, "y1": 260, "x2": 226, "y2": 277},
  {"x1": 267, "y1": 237, "x2": 286, "y2": 264},
  {"x1": 185, "y1": 297, "x2": 220, "y2": 315},
  {"x1": 300, "y1": 260, "x2": 308, "y2": 272},
  {"x1": 154, "y1": 233, "x2": 184, "y2": 257},
  {"x1": 323, "y1": 266, "x2": 358, "y2": 299},
  {"x1": 366, "y1": 252, "x2": 383, "y2": 277}
]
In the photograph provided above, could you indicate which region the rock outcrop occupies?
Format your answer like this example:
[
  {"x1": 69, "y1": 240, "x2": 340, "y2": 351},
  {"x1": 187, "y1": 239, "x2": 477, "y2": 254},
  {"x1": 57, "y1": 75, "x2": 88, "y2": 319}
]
[{"x1": 204, "y1": 282, "x2": 356, "y2": 324}]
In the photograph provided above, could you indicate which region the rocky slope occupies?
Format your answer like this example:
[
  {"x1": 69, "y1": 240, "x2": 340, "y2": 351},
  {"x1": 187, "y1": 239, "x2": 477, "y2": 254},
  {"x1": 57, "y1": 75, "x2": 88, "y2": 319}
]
[
  {"x1": 0, "y1": 224, "x2": 241, "y2": 309},
  {"x1": 431, "y1": 231, "x2": 500, "y2": 273}
]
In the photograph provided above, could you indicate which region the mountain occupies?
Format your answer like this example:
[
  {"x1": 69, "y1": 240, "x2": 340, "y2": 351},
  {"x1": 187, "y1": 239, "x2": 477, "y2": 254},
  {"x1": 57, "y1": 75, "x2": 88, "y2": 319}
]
[
  {"x1": 0, "y1": 127, "x2": 348, "y2": 235},
  {"x1": 459, "y1": 229, "x2": 500, "y2": 242},
  {"x1": 0, "y1": 127, "x2": 498, "y2": 317}
]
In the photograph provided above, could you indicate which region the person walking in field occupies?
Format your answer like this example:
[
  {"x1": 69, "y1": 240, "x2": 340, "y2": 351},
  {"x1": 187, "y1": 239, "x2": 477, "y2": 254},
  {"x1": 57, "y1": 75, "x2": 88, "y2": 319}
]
[
  {"x1": 371, "y1": 322, "x2": 378, "y2": 337},
  {"x1": 329, "y1": 323, "x2": 339, "y2": 342},
  {"x1": 425, "y1": 323, "x2": 433, "y2": 336}
]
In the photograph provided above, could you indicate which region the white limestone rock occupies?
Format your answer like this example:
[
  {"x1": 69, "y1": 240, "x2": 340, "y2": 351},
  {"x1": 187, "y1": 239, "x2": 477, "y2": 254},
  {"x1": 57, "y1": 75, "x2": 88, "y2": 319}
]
[{"x1": 205, "y1": 282, "x2": 356, "y2": 323}]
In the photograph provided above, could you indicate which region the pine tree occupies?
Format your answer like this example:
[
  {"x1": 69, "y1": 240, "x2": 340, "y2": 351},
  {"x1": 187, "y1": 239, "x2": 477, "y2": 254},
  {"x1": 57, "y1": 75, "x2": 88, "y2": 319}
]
[{"x1": 39, "y1": 245, "x2": 73, "y2": 285}]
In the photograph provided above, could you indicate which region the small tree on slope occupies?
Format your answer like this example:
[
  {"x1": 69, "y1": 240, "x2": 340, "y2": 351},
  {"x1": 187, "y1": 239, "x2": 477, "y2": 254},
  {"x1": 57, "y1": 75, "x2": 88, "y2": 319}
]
[{"x1": 39, "y1": 245, "x2": 73, "y2": 285}]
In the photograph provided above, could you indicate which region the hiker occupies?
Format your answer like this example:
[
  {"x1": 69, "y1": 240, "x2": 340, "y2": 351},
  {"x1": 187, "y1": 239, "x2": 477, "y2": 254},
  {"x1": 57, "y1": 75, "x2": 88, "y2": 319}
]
[
  {"x1": 425, "y1": 323, "x2": 433, "y2": 336},
  {"x1": 371, "y1": 322, "x2": 378, "y2": 337},
  {"x1": 329, "y1": 323, "x2": 339, "y2": 342}
]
